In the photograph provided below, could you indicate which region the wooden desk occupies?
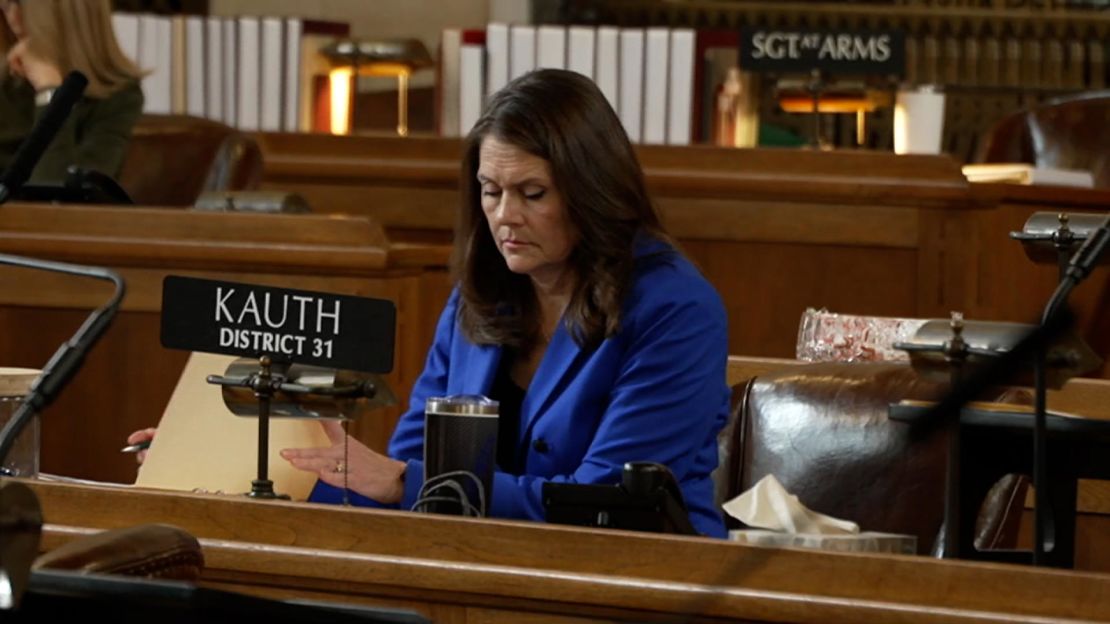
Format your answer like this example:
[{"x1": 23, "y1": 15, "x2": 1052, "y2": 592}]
[
  {"x1": 258, "y1": 133, "x2": 1110, "y2": 376},
  {"x1": 0, "y1": 203, "x2": 442, "y2": 483},
  {"x1": 25, "y1": 479, "x2": 1110, "y2": 624}
]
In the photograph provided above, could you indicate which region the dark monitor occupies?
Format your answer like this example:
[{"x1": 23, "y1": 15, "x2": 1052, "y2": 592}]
[
  {"x1": 10, "y1": 569, "x2": 429, "y2": 624},
  {"x1": 11, "y1": 166, "x2": 132, "y2": 205}
]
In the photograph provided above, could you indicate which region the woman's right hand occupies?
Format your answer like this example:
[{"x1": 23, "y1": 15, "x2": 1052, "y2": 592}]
[
  {"x1": 125, "y1": 427, "x2": 157, "y2": 465},
  {"x1": 6, "y1": 39, "x2": 64, "y2": 92}
]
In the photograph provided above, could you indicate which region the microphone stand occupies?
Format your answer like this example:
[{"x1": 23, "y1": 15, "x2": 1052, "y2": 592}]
[
  {"x1": 1031, "y1": 211, "x2": 1110, "y2": 565},
  {"x1": 0, "y1": 254, "x2": 125, "y2": 468}
]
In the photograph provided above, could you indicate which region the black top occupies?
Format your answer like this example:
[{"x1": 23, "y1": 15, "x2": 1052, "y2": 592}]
[
  {"x1": 489, "y1": 352, "x2": 526, "y2": 475},
  {"x1": 0, "y1": 76, "x2": 143, "y2": 183}
]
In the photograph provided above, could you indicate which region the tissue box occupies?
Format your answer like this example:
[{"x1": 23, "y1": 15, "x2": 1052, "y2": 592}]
[{"x1": 729, "y1": 530, "x2": 917, "y2": 555}]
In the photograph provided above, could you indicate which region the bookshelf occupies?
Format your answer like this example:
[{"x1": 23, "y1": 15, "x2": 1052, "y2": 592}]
[{"x1": 541, "y1": 0, "x2": 1110, "y2": 160}]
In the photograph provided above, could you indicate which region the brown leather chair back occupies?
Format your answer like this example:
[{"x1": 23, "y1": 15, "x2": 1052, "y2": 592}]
[
  {"x1": 716, "y1": 362, "x2": 1026, "y2": 554},
  {"x1": 34, "y1": 524, "x2": 204, "y2": 581},
  {"x1": 976, "y1": 92, "x2": 1110, "y2": 188},
  {"x1": 118, "y1": 115, "x2": 263, "y2": 206}
]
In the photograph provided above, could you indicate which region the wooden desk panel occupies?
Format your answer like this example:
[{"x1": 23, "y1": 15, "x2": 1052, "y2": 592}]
[
  {"x1": 0, "y1": 204, "x2": 433, "y2": 483},
  {"x1": 27, "y1": 480, "x2": 1110, "y2": 624},
  {"x1": 257, "y1": 134, "x2": 1110, "y2": 376}
]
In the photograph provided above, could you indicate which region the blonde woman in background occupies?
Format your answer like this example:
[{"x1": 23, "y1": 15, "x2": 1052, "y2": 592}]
[{"x1": 0, "y1": 0, "x2": 144, "y2": 183}]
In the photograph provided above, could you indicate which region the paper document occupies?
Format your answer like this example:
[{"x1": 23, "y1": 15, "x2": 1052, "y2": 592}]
[
  {"x1": 962, "y1": 163, "x2": 1094, "y2": 188},
  {"x1": 135, "y1": 352, "x2": 330, "y2": 500}
]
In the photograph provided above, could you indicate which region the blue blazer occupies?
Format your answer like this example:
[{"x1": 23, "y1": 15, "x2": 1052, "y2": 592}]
[{"x1": 312, "y1": 239, "x2": 730, "y2": 537}]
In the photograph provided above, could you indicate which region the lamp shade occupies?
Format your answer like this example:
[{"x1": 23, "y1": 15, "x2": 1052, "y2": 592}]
[
  {"x1": 321, "y1": 38, "x2": 433, "y2": 76},
  {"x1": 1010, "y1": 211, "x2": 1110, "y2": 265},
  {"x1": 896, "y1": 318, "x2": 1101, "y2": 389},
  {"x1": 214, "y1": 358, "x2": 395, "y2": 421}
]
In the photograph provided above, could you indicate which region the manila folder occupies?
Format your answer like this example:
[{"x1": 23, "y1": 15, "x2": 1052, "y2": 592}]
[{"x1": 135, "y1": 352, "x2": 329, "y2": 500}]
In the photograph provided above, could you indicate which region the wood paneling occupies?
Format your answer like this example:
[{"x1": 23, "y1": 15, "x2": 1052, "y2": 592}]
[
  {"x1": 0, "y1": 204, "x2": 437, "y2": 483},
  {"x1": 27, "y1": 480, "x2": 1110, "y2": 624},
  {"x1": 257, "y1": 134, "x2": 1110, "y2": 377}
]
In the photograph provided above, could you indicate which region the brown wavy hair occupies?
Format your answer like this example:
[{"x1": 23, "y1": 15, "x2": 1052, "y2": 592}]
[
  {"x1": 454, "y1": 69, "x2": 670, "y2": 350},
  {"x1": 1, "y1": 0, "x2": 143, "y2": 98}
]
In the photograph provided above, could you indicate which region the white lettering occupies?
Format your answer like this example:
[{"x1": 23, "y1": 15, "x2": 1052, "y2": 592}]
[
  {"x1": 219, "y1": 327, "x2": 234, "y2": 347},
  {"x1": 818, "y1": 35, "x2": 837, "y2": 59},
  {"x1": 278, "y1": 334, "x2": 297, "y2": 354},
  {"x1": 785, "y1": 33, "x2": 801, "y2": 58},
  {"x1": 317, "y1": 299, "x2": 341, "y2": 335},
  {"x1": 752, "y1": 31, "x2": 768, "y2": 59},
  {"x1": 237, "y1": 291, "x2": 262, "y2": 326},
  {"x1": 263, "y1": 293, "x2": 288, "y2": 328},
  {"x1": 292, "y1": 296, "x2": 312, "y2": 331},
  {"x1": 837, "y1": 34, "x2": 852, "y2": 60},
  {"x1": 875, "y1": 35, "x2": 891, "y2": 62},
  {"x1": 215, "y1": 287, "x2": 235, "y2": 322}
]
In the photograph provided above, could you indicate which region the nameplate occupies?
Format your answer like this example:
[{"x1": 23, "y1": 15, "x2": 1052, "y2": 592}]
[
  {"x1": 740, "y1": 27, "x2": 905, "y2": 76},
  {"x1": 160, "y1": 276, "x2": 395, "y2": 373}
]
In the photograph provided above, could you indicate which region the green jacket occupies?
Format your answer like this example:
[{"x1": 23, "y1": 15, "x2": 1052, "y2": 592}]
[{"x1": 0, "y1": 76, "x2": 144, "y2": 185}]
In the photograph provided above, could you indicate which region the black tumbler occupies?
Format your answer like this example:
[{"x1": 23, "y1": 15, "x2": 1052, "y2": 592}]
[{"x1": 420, "y1": 395, "x2": 499, "y2": 516}]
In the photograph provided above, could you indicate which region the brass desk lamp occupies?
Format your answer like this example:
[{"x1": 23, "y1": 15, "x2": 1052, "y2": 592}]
[{"x1": 322, "y1": 38, "x2": 433, "y2": 136}]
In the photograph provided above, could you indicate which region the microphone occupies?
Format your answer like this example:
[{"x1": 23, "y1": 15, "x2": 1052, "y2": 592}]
[
  {"x1": 0, "y1": 71, "x2": 89, "y2": 205},
  {"x1": 0, "y1": 253, "x2": 125, "y2": 467}
]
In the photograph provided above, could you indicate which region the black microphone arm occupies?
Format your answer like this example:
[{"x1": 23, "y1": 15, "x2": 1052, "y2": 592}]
[
  {"x1": 0, "y1": 253, "x2": 125, "y2": 467},
  {"x1": 0, "y1": 71, "x2": 89, "y2": 205}
]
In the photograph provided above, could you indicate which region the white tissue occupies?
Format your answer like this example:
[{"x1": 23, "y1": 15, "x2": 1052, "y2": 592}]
[{"x1": 723, "y1": 474, "x2": 859, "y2": 535}]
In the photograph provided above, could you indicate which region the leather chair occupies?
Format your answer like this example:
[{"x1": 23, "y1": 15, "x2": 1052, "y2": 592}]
[
  {"x1": 118, "y1": 115, "x2": 264, "y2": 206},
  {"x1": 715, "y1": 362, "x2": 1028, "y2": 556},
  {"x1": 33, "y1": 524, "x2": 204, "y2": 581},
  {"x1": 975, "y1": 91, "x2": 1110, "y2": 188}
]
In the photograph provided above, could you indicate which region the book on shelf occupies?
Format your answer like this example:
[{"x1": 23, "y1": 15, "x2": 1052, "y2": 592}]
[
  {"x1": 536, "y1": 25, "x2": 567, "y2": 71},
  {"x1": 459, "y1": 30, "x2": 487, "y2": 136},
  {"x1": 259, "y1": 16, "x2": 284, "y2": 132},
  {"x1": 510, "y1": 24, "x2": 537, "y2": 82},
  {"x1": 435, "y1": 22, "x2": 733, "y2": 147},
  {"x1": 184, "y1": 16, "x2": 206, "y2": 117},
  {"x1": 667, "y1": 28, "x2": 695, "y2": 146},
  {"x1": 962, "y1": 163, "x2": 1095, "y2": 188},
  {"x1": 437, "y1": 28, "x2": 462, "y2": 137},
  {"x1": 642, "y1": 27, "x2": 670, "y2": 145},
  {"x1": 595, "y1": 26, "x2": 620, "y2": 113},
  {"x1": 567, "y1": 26, "x2": 595, "y2": 80},
  {"x1": 111, "y1": 11, "x2": 348, "y2": 133},
  {"x1": 618, "y1": 28, "x2": 645, "y2": 143},
  {"x1": 486, "y1": 22, "x2": 510, "y2": 99}
]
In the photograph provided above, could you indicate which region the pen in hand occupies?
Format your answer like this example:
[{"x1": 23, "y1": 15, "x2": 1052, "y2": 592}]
[{"x1": 120, "y1": 439, "x2": 152, "y2": 453}]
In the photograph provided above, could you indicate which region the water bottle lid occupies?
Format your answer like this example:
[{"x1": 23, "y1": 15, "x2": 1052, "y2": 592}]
[{"x1": 425, "y1": 395, "x2": 499, "y2": 417}]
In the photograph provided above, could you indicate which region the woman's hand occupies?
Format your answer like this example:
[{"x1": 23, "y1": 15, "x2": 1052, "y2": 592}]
[
  {"x1": 281, "y1": 421, "x2": 407, "y2": 505},
  {"x1": 125, "y1": 427, "x2": 157, "y2": 465},
  {"x1": 6, "y1": 39, "x2": 64, "y2": 93}
]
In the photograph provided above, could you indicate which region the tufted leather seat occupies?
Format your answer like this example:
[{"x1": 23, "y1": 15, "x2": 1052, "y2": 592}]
[
  {"x1": 34, "y1": 524, "x2": 204, "y2": 581},
  {"x1": 117, "y1": 115, "x2": 263, "y2": 206},
  {"x1": 715, "y1": 362, "x2": 1028, "y2": 555},
  {"x1": 975, "y1": 91, "x2": 1110, "y2": 188}
]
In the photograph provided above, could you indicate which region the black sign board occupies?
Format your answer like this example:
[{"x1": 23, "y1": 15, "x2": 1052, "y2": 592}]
[
  {"x1": 161, "y1": 276, "x2": 395, "y2": 373},
  {"x1": 740, "y1": 27, "x2": 905, "y2": 76}
]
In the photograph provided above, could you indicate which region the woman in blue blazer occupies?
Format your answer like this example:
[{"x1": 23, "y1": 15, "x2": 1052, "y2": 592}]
[{"x1": 283, "y1": 69, "x2": 731, "y2": 537}]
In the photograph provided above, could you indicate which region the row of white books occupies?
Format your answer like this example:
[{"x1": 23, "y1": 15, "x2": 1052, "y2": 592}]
[
  {"x1": 110, "y1": 13, "x2": 344, "y2": 132},
  {"x1": 440, "y1": 24, "x2": 697, "y2": 145}
]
